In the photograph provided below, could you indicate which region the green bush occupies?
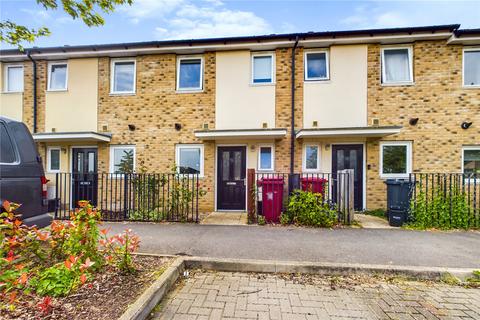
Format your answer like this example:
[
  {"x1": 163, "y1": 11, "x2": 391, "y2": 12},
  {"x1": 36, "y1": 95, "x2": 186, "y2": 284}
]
[
  {"x1": 279, "y1": 213, "x2": 291, "y2": 225},
  {"x1": 257, "y1": 215, "x2": 266, "y2": 225},
  {"x1": 287, "y1": 191, "x2": 337, "y2": 227},
  {"x1": 408, "y1": 188, "x2": 473, "y2": 230}
]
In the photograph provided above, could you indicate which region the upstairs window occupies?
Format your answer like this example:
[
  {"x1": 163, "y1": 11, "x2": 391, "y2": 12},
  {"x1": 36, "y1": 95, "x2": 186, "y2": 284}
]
[
  {"x1": 463, "y1": 147, "x2": 480, "y2": 175},
  {"x1": 303, "y1": 144, "x2": 320, "y2": 172},
  {"x1": 258, "y1": 145, "x2": 274, "y2": 171},
  {"x1": 464, "y1": 49, "x2": 480, "y2": 87},
  {"x1": 110, "y1": 145, "x2": 135, "y2": 174},
  {"x1": 175, "y1": 144, "x2": 204, "y2": 176},
  {"x1": 177, "y1": 57, "x2": 203, "y2": 91},
  {"x1": 380, "y1": 141, "x2": 412, "y2": 178},
  {"x1": 48, "y1": 62, "x2": 68, "y2": 91},
  {"x1": 305, "y1": 51, "x2": 329, "y2": 80},
  {"x1": 381, "y1": 47, "x2": 413, "y2": 84},
  {"x1": 252, "y1": 53, "x2": 274, "y2": 84},
  {"x1": 4, "y1": 65, "x2": 24, "y2": 92},
  {"x1": 111, "y1": 59, "x2": 136, "y2": 94}
]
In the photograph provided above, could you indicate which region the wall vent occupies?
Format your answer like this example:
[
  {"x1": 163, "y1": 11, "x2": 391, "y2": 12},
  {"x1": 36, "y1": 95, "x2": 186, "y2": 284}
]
[
  {"x1": 202, "y1": 123, "x2": 209, "y2": 129},
  {"x1": 262, "y1": 122, "x2": 268, "y2": 128},
  {"x1": 372, "y1": 118, "x2": 380, "y2": 126},
  {"x1": 102, "y1": 125, "x2": 108, "y2": 132},
  {"x1": 312, "y1": 121, "x2": 318, "y2": 127}
]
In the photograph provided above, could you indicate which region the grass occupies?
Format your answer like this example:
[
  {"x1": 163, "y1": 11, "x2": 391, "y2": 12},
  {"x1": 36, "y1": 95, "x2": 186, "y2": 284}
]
[{"x1": 363, "y1": 209, "x2": 387, "y2": 219}]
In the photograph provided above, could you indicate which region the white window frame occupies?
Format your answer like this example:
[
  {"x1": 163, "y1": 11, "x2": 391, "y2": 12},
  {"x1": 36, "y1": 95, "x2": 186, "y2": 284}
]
[
  {"x1": 302, "y1": 144, "x2": 321, "y2": 172},
  {"x1": 175, "y1": 144, "x2": 204, "y2": 177},
  {"x1": 462, "y1": 48, "x2": 480, "y2": 88},
  {"x1": 251, "y1": 52, "x2": 275, "y2": 85},
  {"x1": 176, "y1": 56, "x2": 204, "y2": 92},
  {"x1": 3, "y1": 64, "x2": 24, "y2": 93},
  {"x1": 110, "y1": 58, "x2": 136, "y2": 95},
  {"x1": 304, "y1": 50, "x2": 329, "y2": 81},
  {"x1": 381, "y1": 46, "x2": 414, "y2": 85},
  {"x1": 47, "y1": 147, "x2": 61, "y2": 173},
  {"x1": 47, "y1": 61, "x2": 68, "y2": 91},
  {"x1": 109, "y1": 145, "x2": 136, "y2": 174},
  {"x1": 257, "y1": 144, "x2": 275, "y2": 172},
  {"x1": 379, "y1": 141, "x2": 412, "y2": 179},
  {"x1": 461, "y1": 146, "x2": 480, "y2": 180}
]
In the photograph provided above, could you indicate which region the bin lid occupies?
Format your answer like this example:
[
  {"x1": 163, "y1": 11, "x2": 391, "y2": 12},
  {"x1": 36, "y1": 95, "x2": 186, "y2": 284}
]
[
  {"x1": 258, "y1": 177, "x2": 285, "y2": 185},
  {"x1": 384, "y1": 179, "x2": 411, "y2": 185}
]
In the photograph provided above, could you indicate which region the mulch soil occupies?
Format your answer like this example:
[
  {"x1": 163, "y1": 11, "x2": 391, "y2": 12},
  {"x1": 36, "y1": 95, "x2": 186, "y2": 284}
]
[{"x1": 1, "y1": 255, "x2": 171, "y2": 320}]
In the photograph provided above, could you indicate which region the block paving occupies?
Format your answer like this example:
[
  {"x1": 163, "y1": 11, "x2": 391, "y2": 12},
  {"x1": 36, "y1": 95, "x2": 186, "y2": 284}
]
[{"x1": 152, "y1": 270, "x2": 480, "y2": 320}]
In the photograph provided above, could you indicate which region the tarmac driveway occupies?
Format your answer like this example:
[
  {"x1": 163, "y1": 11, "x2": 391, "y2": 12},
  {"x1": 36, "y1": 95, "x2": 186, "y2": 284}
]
[{"x1": 105, "y1": 223, "x2": 480, "y2": 268}]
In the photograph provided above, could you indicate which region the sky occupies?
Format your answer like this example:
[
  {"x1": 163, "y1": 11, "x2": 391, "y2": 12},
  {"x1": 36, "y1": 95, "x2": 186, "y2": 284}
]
[{"x1": 1, "y1": 0, "x2": 479, "y2": 49}]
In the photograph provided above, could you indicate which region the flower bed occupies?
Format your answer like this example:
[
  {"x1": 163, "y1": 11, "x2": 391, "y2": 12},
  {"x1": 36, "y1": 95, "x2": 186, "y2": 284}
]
[{"x1": 0, "y1": 200, "x2": 169, "y2": 319}]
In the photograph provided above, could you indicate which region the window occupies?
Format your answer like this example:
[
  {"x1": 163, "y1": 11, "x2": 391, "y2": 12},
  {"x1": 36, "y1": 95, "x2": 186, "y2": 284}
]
[
  {"x1": 48, "y1": 62, "x2": 68, "y2": 90},
  {"x1": 175, "y1": 144, "x2": 204, "y2": 176},
  {"x1": 381, "y1": 47, "x2": 413, "y2": 84},
  {"x1": 111, "y1": 59, "x2": 136, "y2": 94},
  {"x1": 463, "y1": 147, "x2": 480, "y2": 175},
  {"x1": 252, "y1": 53, "x2": 274, "y2": 84},
  {"x1": 380, "y1": 141, "x2": 412, "y2": 178},
  {"x1": 463, "y1": 49, "x2": 480, "y2": 87},
  {"x1": 177, "y1": 57, "x2": 203, "y2": 91},
  {"x1": 110, "y1": 145, "x2": 135, "y2": 174},
  {"x1": 0, "y1": 123, "x2": 16, "y2": 163},
  {"x1": 4, "y1": 65, "x2": 23, "y2": 92},
  {"x1": 304, "y1": 51, "x2": 329, "y2": 80},
  {"x1": 258, "y1": 145, "x2": 274, "y2": 171},
  {"x1": 303, "y1": 144, "x2": 320, "y2": 171},
  {"x1": 47, "y1": 147, "x2": 61, "y2": 172}
]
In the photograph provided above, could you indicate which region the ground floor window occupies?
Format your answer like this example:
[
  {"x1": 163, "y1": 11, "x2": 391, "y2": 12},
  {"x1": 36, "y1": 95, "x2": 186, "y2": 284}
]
[
  {"x1": 258, "y1": 145, "x2": 274, "y2": 171},
  {"x1": 303, "y1": 144, "x2": 320, "y2": 172},
  {"x1": 463, "y1": 147, "x2": 480, "y2": 175},
  {"x1": 47, "y1": 147, "x2": 61, "y2": 172},
  {"x1": 110, "y1": 145, "x2": 135, "y2": 174},
  {"x1": 380, "y1": 141, "x2": 412, "y2": 178},
  {"x1": 175, "y1": 144, "x2": 204, "y2": 176}
]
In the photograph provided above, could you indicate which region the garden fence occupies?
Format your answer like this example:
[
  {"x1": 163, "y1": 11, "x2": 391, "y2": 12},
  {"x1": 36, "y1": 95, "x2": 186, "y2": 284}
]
[
  {"x1": 53, "y1": 173, "x2": 200, "y2": 222},
  {"x1": 409, "y1": 173, "x2": 479, "y2": 228}
]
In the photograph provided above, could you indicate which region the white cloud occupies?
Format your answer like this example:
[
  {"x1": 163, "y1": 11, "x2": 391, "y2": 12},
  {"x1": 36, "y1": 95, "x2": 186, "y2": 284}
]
[
  {"x1": 340, "y1": 6, "x2": 411, "y2": 29},
  {"x1": 121, "y1": 0, "x2": 185, "y2": 22},
  {"x1": 20, "y1": 8, "x2": 51, "y2": 21}
]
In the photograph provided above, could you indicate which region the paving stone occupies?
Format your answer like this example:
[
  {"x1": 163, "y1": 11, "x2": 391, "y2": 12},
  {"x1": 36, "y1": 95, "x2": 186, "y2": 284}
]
[{"x1": 153, "y1": 271, "x2": 480, "y2": 320}]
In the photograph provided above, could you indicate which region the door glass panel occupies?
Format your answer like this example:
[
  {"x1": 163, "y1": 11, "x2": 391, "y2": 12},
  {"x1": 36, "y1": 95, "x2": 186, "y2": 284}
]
[
  {"x1": 349, "y1": 150, "x2": 358, "y2": 181},
  {"x1": 337, "y1": 150, "x2": 344, "y2": 170},
  {"x1": 88, "y1": 152, "x2": 95, "y2": 173},
  {"x1": 222, "y1": 152, "x2": 230, "y2": 181},
  {"x1": 233, "y1": 151, "x2": 242, "y2": 180},
  {"x1": 77, "y1": 152, "x2": 84, "y2": 173}
]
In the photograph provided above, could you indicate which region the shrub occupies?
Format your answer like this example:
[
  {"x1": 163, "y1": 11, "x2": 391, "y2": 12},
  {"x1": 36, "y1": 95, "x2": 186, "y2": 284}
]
[
  {"x1": 287, "y1": 191, "x2": 337, "y2": 227},
  {"x1": 279, "y1": 213, "x2": 291, "y2": 225},
  {"x1": 408, "y1": 188, "x2": 473, "y2": 230},
  {"x1": 257, "y1": 215, "x2": 266, "y2": 225}
]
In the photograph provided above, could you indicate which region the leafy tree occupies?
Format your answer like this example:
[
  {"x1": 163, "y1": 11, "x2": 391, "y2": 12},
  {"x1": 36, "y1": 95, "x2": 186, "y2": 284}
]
[{"x1": 0, "y1": 0, "x2": 133, "y2": 49}]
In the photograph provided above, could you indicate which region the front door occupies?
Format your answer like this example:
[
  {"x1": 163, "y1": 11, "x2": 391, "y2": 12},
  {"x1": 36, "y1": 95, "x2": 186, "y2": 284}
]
[
  {"x1": 217, "y1": 146, "x2": 246, "y2": 210},
  {"x1": 332, "y1": 144, "x2": 363, "y2": 210},
  {"x1": 72, "y1": 148, "x2": 98, "y2": 207}
]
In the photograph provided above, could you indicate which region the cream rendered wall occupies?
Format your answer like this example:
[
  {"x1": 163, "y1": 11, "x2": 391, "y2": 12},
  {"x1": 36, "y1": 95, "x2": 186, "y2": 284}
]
[
  {"x1": 0, "y1": 62, "x2": 24, "y2": 121},
  {"x1": 303, "y1": 45, "x2": 367, "y2": 128},
  {"x1": 45, "y1": 58, "x2": 98, "y2": 132},
  {"x1": 215, "y1": 51, "x2": 276, "y2": 129}
]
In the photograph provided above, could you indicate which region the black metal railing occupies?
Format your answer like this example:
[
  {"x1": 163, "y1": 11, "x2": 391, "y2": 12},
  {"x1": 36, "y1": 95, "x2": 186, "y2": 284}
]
[
  {"x1": 253, "y1": 172, "x2": 353, "y2": 224},
  {"x1": 409, "y1": 173, "x2": 479, "y2": 229},
  {"x1": 54, "y1": 173, "x2": 200, "y2": 222}
]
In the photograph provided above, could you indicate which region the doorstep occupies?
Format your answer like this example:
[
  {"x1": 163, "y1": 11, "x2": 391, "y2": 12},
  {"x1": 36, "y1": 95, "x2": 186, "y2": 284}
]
[
  {"x1": 200, "y1": 211, "x2": 248, "y2": 225},
  {"x1": 356, "y1": 214, "x2": 396, "y2": 229}
]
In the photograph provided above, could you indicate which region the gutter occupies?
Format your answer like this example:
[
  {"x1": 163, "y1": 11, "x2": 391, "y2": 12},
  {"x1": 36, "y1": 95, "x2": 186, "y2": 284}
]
[
  {"x1": 290, "y1": 36, "x2": 299, "y2": 174},
  {"x1": 26, "y1": 51, "x2": 37, "y2": 133}
]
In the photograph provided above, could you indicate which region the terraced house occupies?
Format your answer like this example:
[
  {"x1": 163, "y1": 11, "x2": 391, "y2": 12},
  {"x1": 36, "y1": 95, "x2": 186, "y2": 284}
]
[{"x1": 1, "y1": 24, "x2": 479, "y2": 214}]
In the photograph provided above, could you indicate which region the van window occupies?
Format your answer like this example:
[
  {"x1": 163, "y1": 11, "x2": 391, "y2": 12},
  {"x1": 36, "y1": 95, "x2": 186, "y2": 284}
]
[{"x1": 0, "y1": 123, "x2": 16, "y2": 163}]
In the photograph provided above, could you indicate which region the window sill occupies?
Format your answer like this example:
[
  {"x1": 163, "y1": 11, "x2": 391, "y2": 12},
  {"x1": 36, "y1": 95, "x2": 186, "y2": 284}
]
[
  {"x1": 381, "y1": 82, "x2": 415, "y2": 87},
  {"x1": 175, "y1": 89, "x2": 204, "y2": 94},
  {"x1": 46, "y1": 89, "x2": 68, "y2": 92},
  {"x1": 379, "y1": 174, "x2": 410, "y2": 180},
  {"x1": 1, "y1": 91, "x2": 24, "y2": 94},
  {"x1": 462, "y1": 85, "x2": 480, "y2": 89},
  {"x1": 304, "y1": 78, "x2": 330, "y2": 83},
  {"x1": 109, "y1": 92, "x2": 136, "y2": 96},
  {"x1": 250, "y1": 82, "x2": 275, "y2": 87},
  {"x1": 47, "y1": 170, "x2": 61, "y2": 174}
]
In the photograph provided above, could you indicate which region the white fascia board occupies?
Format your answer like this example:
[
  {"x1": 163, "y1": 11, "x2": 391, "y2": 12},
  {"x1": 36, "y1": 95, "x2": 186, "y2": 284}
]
[
  {"x1": 195, "y1": 129, "x2": 287, "y2": 140},
  {"x1": 296, "y1": 128, "x2": 401, "y2": 139},
  {"x1": 33, "y1": 132, "x2": 112, "y2": 142}
]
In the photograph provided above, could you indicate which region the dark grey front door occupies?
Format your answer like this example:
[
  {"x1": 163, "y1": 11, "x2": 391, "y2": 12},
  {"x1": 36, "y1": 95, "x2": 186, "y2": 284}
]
[
  {"x1": 332, "y1": 144, "x2": 363, "y2": 210},
  {"x1": 72, "y1": 148, "x2": 98, "y2": 207},
  {"x1": 217, "y1": 146, "x2": 246, "y2": 211}
]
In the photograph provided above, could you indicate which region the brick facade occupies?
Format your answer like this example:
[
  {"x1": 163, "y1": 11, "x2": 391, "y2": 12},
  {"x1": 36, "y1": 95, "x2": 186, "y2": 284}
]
[{"x1": 366, "y1": 41, "x2": 480, "y2": 209}]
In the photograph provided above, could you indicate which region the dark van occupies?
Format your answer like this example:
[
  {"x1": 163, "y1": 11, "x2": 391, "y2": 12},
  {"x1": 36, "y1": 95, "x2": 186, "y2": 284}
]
[{"x1": 0, "y1": 116, "x2": 51, "y2": 227}]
